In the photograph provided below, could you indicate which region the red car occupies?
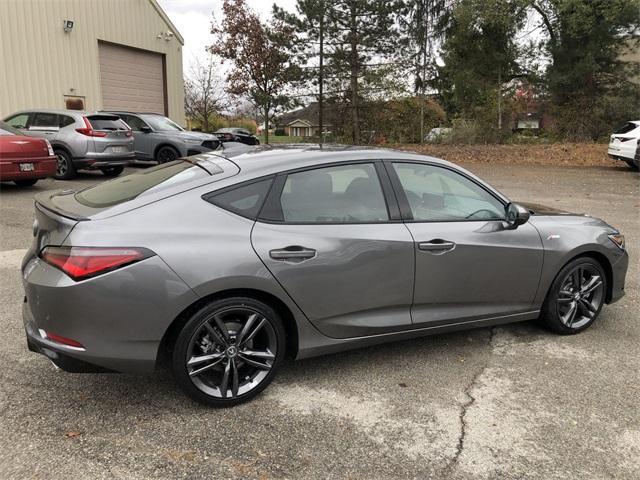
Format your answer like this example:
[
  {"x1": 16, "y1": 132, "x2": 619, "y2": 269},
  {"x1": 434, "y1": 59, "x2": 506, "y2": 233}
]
[{"x1": 0, "y1": 121, "x2": 56, "y2": 187}]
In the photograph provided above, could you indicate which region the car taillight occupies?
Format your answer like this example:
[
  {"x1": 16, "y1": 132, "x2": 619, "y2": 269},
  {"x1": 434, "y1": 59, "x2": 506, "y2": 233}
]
[
  {"x1": 40, "y1": 330, "x2": 85, "y2": 349},
  {"x1": 125, "y1": 129, "x2": 133, "y2": 137},
  {"x1": 40, "y1": 246, "x2": 153, "y2": 281},
  {"x1": 44, "y1": 139, "x2": 54, "y2": 156},
  {"x1": 76, "y1": 117, "x2": 108, "y2": 137}
]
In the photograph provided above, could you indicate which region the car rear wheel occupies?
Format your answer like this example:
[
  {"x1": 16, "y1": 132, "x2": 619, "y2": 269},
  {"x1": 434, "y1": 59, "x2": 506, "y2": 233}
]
[
  {"x1": 14, "y1": 179, "x2": 38, "y2": 187},
  {"x1": 172, "y1": 297, "x2": 285, "y2": 407},
  {"x1": 624, "y1": 159, "x2": 639, "y2": 170},
  {"x1": 540, "y1": 257, "x2": 607, "y2": 334},
  {"x1": 155, "y1": 146, "x2": 179, "y2": 164},
  {"x1": 54, "y1": 150, "x2": 76, "y2": 180},
  {"x1": 100, "y1": 166, "x2": 124, "y2": 177}
]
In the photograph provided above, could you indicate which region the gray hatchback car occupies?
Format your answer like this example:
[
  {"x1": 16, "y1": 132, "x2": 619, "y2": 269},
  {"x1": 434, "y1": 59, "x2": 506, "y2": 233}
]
[
  {"x1": 3, "y1": 109, "x2": 134, "y2": 179},
  {"x1": 22, "y1": 146, "x2": 629, "y2": 406},
  {"x1": 105, "y1": 112, "x2": 220, "y2": 163}
]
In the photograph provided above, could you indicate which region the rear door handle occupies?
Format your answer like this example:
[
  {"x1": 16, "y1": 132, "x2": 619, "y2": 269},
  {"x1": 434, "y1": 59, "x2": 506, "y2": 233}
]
[
  {"x1": 418, "y1": 239, "x2": 456, "y2": 253},
  {"x1": 269, "y1": 246, "x2": 317, "y2": 261}
]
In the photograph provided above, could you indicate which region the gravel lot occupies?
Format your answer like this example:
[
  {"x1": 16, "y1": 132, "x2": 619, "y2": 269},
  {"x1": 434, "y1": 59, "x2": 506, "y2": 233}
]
[{"x1": 0, "y1": 161, "x2": 638, "y2": 479}]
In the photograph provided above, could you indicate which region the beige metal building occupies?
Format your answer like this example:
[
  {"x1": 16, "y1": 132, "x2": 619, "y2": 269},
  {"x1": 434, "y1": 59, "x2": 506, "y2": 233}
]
[{"x1": 0, "y1": 0, "x2": 185, "y2": 125}]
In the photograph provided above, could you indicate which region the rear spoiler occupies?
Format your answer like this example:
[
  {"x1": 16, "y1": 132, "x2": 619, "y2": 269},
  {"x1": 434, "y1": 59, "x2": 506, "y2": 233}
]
[{"x1": 35, "y1": 190, "x2": 89, "y2": 221}]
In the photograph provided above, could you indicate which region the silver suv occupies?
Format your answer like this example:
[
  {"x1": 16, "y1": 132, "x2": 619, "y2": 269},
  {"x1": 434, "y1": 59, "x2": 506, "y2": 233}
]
[
  {"x1": 3, "y1": 109, "x2": 134, "y2": 179},
  {"x1": 105, "y1": 112, "x2": 220, "y2": 163}
]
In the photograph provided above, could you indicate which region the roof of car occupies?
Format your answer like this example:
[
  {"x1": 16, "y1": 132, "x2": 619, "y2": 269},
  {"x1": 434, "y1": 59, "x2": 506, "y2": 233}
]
[
  {"x1": 7, "y1": 109, "x2": 111, "y2": 116},
  {"x1": 207, "y1": 144, "x2": 452, "y2": 176}
]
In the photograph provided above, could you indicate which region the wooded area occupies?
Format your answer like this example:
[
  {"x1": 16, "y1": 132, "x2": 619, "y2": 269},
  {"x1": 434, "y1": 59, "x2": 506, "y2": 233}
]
[{"x1": 186, "y1": 0, "x2": 640, "y2": 144}]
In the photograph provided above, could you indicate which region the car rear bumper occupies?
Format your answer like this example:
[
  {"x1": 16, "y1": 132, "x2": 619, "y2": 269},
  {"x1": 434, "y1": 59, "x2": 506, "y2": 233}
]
[
  {"x1": 21, "y1": 250, "x2": 198, "y2": 374},
  {"x1": 0, "y1": 157, "x2": 56, "y2": 181},
  {"x1": 75, "y1": 152, "x2": 135, "y2": 169}
]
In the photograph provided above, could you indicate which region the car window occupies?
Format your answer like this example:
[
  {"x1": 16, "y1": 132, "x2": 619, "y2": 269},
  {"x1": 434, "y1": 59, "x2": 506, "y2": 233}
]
[
  {"x1": 392, "y1": 163, "x2": 505, "y2": 221},
  {"x1": 87, "y1": 116, "x2": 129, "y2": 131},
  {"x1": 143, "y1": 115, "x2": 183, "y2": 131},
  {"x1": 5, "y1": 113, "x2": 30, "y2": 129},
  {"x1": 280, "y1": 163, "x2": 389, "y2": 223},
  {"x1": 59, "y1": 115, "x2": 75, "y2": 128},
  {"x1": 204, "y1": 178, "x2": 273, "y2": 220},
  {"x1": 0, "y1": 121, "x2": 22, "y2": 136},
  {"x1": 614, "y1": 123, "x2": 638, "y2": 135},
  {"x1": 121, "y1": 115, "x2": 148, "y2": 131},
  {"x1": 75, "y1": 160, "x2": 212, "y2": 208},
  {"x1": 31, "y1": 112, "x2": 59, "y2": 128}
]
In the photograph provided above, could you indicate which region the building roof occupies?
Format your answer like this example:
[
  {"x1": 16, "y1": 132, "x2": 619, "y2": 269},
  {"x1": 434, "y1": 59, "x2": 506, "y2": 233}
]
[{"x1": 275, "y1": 103, "x2": 332, "y2": 127}]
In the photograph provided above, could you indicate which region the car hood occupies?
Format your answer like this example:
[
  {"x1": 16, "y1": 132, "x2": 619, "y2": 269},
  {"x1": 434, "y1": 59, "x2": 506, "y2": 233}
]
[
  {"x1": 165, "y1": 131, "x2": 219, "y2": 141},
  {"x1": 518, "y1": 201, "x2": 580, "y2": 216}
]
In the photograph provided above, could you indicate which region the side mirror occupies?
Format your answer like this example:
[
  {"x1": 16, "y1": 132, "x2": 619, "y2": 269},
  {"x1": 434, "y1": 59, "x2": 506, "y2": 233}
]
[
  {"x1": 140, "y1": 126, "x2": 152, "y2": 133},
  {"x1": 506, "y1": 202, "x2": 530, "y2": 229}
]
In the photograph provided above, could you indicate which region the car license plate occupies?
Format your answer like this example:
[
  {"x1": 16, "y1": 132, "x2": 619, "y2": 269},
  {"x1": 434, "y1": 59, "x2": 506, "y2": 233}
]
[
  {"x1": 111, "y1": 146, "x2": 127, "y2": 153},
  {"x1": 19, "y1": 163, "x2": 34, "y2": 172}
]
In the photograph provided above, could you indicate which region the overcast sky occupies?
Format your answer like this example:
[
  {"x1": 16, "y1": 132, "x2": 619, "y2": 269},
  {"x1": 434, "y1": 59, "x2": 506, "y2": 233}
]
[{"x1": 157, "y1": 0, "x2": 297, "y2": 75}]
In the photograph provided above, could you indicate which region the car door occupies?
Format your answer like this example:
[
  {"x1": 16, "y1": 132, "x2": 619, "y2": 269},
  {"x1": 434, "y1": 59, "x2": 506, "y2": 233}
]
[
  {"x1": 251, "y1": 161, "x2": 415, "y2": 339},
  {"x1": 121, "y1": 114, "x2": 153, "y2": 159},
  {"x1": 28, "y1": 112, "x2": 60, "y2": 142},
  {"x1": 387, "y1": 161, "x2": 544, "y2": 327}
]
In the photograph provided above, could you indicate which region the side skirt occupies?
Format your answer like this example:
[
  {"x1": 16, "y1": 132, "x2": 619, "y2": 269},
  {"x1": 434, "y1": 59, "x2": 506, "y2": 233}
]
[{"x1": 295, "y1": 310, "x2": 539, "y2": 360}]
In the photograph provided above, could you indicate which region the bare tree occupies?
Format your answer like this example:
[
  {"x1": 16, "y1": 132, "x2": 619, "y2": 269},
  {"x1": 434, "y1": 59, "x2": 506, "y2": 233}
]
[{"x1": 184, "y1": 55, "x2": 228, "y2": 132}]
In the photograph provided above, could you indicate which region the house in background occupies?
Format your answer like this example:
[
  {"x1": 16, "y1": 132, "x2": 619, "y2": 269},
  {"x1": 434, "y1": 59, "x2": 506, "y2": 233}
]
[
  {"x1": 274, "y1": 103, "x2": 331, "y2": 137},
  {"x1": 0, "y1": 0, "x2": 185, "y2": 125}
]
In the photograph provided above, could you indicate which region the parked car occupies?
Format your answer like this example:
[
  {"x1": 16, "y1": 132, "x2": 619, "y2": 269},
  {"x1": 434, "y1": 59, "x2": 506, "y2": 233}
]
[
  {"x1": 214, "y1": 127, "x2": 260, "y2": 146},
  {"x1": 3, "y1": 110, "x2": 134, "y2": 179},
  {"x1": 105, "y1": 112, "x2": 221, "y2": 163},
  {"x1": 424, "y1": 127, "x2": 452, "y2": 143},
  {"x1": 22, "y1": 146, "x2": 628, "y2": 407},
  {"x1": 0, "y1": 121, "x2": 56, "y2": 186},
  {"x1": 607, "y1": 120, "x2": 640, "y2": 170}
]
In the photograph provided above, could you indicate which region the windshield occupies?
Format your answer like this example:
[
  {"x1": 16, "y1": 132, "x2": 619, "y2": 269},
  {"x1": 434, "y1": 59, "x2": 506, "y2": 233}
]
[
  {"x1": 143, "y1": 115, "x2": 184, "y2": 132},
  {"x1": 0, "y1": 121, "x2": 21, "y2": 136}
]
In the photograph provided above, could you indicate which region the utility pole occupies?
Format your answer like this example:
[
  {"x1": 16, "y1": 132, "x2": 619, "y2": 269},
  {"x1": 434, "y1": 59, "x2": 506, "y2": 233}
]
[
  {"x1": 497, "y1": 65, "x2": 502, "y2": 130},
  {"x1": 318, "y1": 0, "x2": 324, "y2": 145}
]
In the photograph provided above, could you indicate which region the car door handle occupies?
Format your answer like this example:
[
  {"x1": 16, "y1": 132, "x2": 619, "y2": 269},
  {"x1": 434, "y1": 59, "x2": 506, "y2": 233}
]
[
  {"x1": 418, "y1": 240, "x2": 456, "y2": 253},
  {"x1": 269, "y1": 246, "x2": 317, "y2": 261}
]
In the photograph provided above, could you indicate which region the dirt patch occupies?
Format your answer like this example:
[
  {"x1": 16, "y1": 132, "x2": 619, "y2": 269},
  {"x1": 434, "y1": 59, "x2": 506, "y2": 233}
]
[{"x1": 393, "y1": 143, "x2": 619, "y2": 167}]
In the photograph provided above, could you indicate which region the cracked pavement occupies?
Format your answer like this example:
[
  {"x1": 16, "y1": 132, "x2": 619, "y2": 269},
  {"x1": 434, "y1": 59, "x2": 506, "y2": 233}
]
[{"x1": 0, "y1": 162, "x2": 638, "y2": 479}]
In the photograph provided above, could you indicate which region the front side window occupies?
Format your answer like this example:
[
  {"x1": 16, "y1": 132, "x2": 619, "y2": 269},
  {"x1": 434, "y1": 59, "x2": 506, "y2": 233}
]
[
  {"x1": 392, "y1": 163, "x2": 505, "y2": 221},
  {"x1": 5, "y1": 113, "x2": 30, "y2": 129},
  {"x1": 280, "y1": 163, "x2": 389, "y2": 223}
]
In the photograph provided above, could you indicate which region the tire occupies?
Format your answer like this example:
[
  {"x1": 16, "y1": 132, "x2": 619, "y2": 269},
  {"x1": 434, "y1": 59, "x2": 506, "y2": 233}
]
[
  {"x1": 155, "y1": 145, "x2": 180, "y2": 164},
  {"x1": 540, "y1": 256, "x2": 607, "y2": 335},
  {"x1": 172, "y1": 297, "x2": 286, "y2": 407},
  {"x1": 14, "y1": 179, "x2": 38, "y2": 187},
  {"x1": 54, "y1": 149, "x2": 76, "y2": 180},
  {"x1": 100, "y1": 166, "x2": 124, "y2": 177},
  {"x1": 624, "y1": 159, "x2": 639, "y2": 171}
]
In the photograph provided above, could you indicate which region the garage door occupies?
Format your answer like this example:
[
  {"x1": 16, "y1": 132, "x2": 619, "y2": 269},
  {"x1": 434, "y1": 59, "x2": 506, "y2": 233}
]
[{"x1": 98, "y1": 42, "x2": 166, "y2": 114}]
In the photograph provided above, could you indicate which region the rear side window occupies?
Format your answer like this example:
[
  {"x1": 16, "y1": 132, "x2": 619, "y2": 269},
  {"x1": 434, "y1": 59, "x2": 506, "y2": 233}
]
[
  {"x1": 32, "y1": 112, "x2": 59, "y2": 128},
  {"x1": 60, "y1": 115, "x2": 75, "y2": 128},
  {"x1": 279, "y1": 163, "x2": 389, "y2": 223},
  {"x1": 75, "y1": 161, "x2": 211, "y2": 208},
  {"x1": 87, "y1": 117, "x2": 129, "y2": 131},
  {"x1": 614, "y1": 123, "x2": 638, "y2": 134},
  {"x1": 204, "y1": 178, "x2": 273, "y2": 220}
]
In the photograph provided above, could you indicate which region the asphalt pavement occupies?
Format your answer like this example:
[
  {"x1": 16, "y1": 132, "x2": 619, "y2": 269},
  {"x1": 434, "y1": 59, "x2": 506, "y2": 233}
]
[{"x1": 0, "y1": 162, "x2": 638, "y2": 479}]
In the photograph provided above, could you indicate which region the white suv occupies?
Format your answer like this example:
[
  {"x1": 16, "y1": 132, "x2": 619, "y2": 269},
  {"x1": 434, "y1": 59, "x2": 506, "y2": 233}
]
[{"x1": 608, "y1": 121, "x2": 640, "y2": 170}]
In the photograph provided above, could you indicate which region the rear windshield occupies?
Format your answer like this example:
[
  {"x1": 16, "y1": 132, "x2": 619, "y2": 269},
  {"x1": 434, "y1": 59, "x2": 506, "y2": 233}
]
[
  {"x1": 0, "y1": 121, "x2": 21, "y2": 136},
  {"x1": 87, "y1": 117, "x2": 129, "y2": 131},
  {"x1": 614, "y1": 122, "x2": 638, "y2": 134},
  {"x1": 75, "y1": 161, "x2": 212, "y2": 208}
]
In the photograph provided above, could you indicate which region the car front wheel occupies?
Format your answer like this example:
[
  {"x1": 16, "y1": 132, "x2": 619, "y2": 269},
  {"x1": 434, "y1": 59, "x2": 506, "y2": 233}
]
[
  {"x1": 156, "y1": 146, "x2": 179, "y2": 164},
  {"x1": 172, "y1": 297, "x2": 285, "y2": 407},
  {"x1": 540, "y1": 257, "x2": 607, "y2": 334}
]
